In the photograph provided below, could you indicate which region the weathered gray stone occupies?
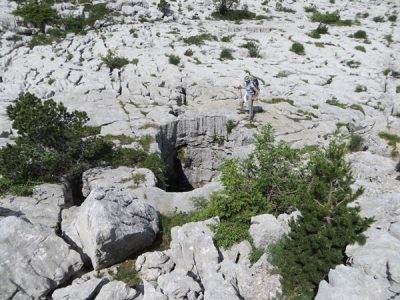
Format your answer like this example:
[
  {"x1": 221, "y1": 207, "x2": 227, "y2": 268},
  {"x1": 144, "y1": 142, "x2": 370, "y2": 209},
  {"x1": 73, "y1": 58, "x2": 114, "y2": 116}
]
[
  {"x1": 250, "y1": 211, "x2": 300, "y2": 249},
  {"x1": 95, "y1": 280, "x2": 139, "y2": 300},
  {"x1": 52, "y1": 278, "x2": 108, "y2": 300},
  {"x1": 0, "y1": 216, "x2": 83, "y2": 299},
  {"x1": 135, "y1": 251, "x2": 174, "y2": 282},
  {"x1": 157, "y1": 270, "x2": 203, "y2": 300},
  {"x1": 316, "y1": 265, "x2": 392, "y2": 300},
  {"x1": 0, "y1": 183, "x2": 66, "y2": 231},
  {"x1": 62, "y1": 186, "x2": 160, "y2": 269}
]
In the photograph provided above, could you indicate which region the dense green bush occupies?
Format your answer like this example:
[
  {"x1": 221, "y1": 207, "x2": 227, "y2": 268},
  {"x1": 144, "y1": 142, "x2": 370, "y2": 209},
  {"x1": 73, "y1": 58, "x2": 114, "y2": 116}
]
[
  {"x1": 211, "y1": 9, "x2": 256, "y2": 21},
  {"x1": 220, "y1": 48, "x2": 234, "y2": 60},
  {"x1": 311, "y1": 11, "x2": 352, "y2": 26},
  {"x1": 213, "y1": 0, "x2": 239, "y2": 15},
  {"x1": 183, "y1": 33, "x2": 218, "y2": 46},
  {"x1": 198, "y1": 125, "x2": 306, "y2": 247},
  {"x1": 13, "y1": 1, "x2": 58, "y2": 32},
  {"x1": 353, "y1": 30, "x2": 367, "y2": 39},
  {"x1": 240, "y1": 41, "x2": 261, "y2": 58},
  {"x1": 271, "y1": 140, "x2": 372, "y2": 298},
  {"x1": 0, "y1": 93, "x2": 113, "y2": 194},
  {"x1": 59, "y1": 15, "x2": 86, "y2": 34},
  {"x1": 168, "y1": 54, "x2": 180, "y2": 65},
  {"x1": 101, "y1": 50, "x2": 130, "y2": 71},
  {"x1": 157, "y1": 0, "x2": 171, "y2": 17},
  {"x1": 290, "y1": 42, "x2": 305, "y2": 55},
  {"x1": 0, "y1": 93, "x2": 166, "y2": 195}
]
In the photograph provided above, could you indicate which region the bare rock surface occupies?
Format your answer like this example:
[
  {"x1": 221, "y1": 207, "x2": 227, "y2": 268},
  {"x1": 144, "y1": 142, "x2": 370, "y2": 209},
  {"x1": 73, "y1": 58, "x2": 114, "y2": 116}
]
[
  {"x1": 136, "y1": 218, "x2": 281, "y2": 299},
  {"x1": 0, "y1": 216, "x2": 83, "y2": 299},
  {"x1": 0, "y1": 183, "x2": 66, "y2": 231}
]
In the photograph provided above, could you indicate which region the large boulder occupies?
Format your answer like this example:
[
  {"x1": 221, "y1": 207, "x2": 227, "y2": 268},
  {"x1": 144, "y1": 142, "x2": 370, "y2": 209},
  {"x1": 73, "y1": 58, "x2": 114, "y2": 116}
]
[
  {"x1": 95, "y1": 280, "x2": 139, "y2": 300},
  {"x1": 62, "y1": 186, "x2": 160, "y2": 269},
  {"x1": 0, "y1": 216, "x2": 83, "y2": 299}
]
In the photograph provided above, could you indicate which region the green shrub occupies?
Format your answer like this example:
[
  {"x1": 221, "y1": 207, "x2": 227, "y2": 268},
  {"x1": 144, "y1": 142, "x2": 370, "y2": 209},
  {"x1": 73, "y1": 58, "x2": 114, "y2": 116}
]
[
  {"x1": 355, "y1": 85, "x2": 367, "y2": 92},
  {"x1": 59, "y1": 15, "x2": 86, "y2": 34},
  {"x1": 290, "y1": 42, "x2": 305, "y2": 55},
  {"x1": 353, "y1": 30, "x2": 367, "y2": 39},
  {"x1": 271, "y1": 140, "x2": 372, "y2": 298},
  {"x1": 346, "y1": 60, "x2": 361, "y2": 68},
  {"x1": 373, "y1": 16, "x2": 385, "y2": 22},
  {"x1": 0, "y1": 93, "x2": 113, "y2": 190},
  {"x1": 226, "y1": 119, "x2": 237, "y2": 134},
  {"x1": 183, "y1": 33, "x2": 218, "y2": 45},
  {"x1": 13, "y1": 1, "x2": 57, "y2": 32},
  {"x1": 28, "y1": 33, "x2": 54, "y2": 48},
  {"x1": 349, "y1": 134, "x2": 364, "y2": 152},
  {"x1": 396, "y1": 86, "x2": 400, "y2": 94},
  {"x1": 101, "y1": 50, "x2": 130, "y2": 71},
  {"x1": 355, "y1": 45, "x2": 366, "y2": 52},
  {"x1": 168, "y1": 54, "x2": 180, "y2": 65},
  {"x1": 157, "y1": 0, "x2": 171, "y2": 17},
  {"x1": 184, "y1": 48, "x2": 194, "y2": 56},
  {"x1": 311, "y1": 11, "x2": 352, "y2": 26},
  {"x1": 211, "y1": 9, "x2": 256, "y2": 21},
  {"x1": 220, "y1": 48, "x2": 234, "y2": 60},
  {"x1": 213, "y1": 0, "x2": 239, "y2": 15},
  {"x1": 240, "y1": 41, "x2": 261, "y2": 58},
  {"x1": 326, "y1": 97, "x2": 347, "y2": 109},
  {"x1": 221, "y1": 35, "x2": 234, "y2": 42},
  {"x1": 388, "y1": 15, "x2": 397, "y2": 22},
  {"x1": 304, "y1": 5, "x2": 317, "y2": 13},
  {"x1": 84, "y1": 3, "x2": 109, "y2": 27}
]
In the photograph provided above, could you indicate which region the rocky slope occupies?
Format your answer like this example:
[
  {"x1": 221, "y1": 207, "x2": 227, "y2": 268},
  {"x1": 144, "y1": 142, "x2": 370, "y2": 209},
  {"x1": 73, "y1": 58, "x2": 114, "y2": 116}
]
[{"x1": 1, "y1": 0, "x2": 400, "y2": 298}]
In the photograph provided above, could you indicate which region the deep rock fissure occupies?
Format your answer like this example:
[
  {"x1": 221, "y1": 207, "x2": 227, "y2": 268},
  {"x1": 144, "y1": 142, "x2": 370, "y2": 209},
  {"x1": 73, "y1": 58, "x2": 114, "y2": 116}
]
[{"x1": 156, "y1": 115, "x2": 230, "y2": 192}]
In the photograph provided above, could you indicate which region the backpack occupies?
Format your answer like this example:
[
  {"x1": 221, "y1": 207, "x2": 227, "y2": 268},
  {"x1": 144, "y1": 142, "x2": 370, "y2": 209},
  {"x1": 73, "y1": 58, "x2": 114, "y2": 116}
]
[{"x1": 252, "y1": 78, "x2": 260, "y2": 92}]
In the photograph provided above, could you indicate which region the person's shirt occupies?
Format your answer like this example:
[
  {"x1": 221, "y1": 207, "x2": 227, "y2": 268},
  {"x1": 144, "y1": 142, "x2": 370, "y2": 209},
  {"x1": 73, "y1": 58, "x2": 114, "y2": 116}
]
[{"x1": 245, "y1": 81, "x2": 255, "y2": 96}]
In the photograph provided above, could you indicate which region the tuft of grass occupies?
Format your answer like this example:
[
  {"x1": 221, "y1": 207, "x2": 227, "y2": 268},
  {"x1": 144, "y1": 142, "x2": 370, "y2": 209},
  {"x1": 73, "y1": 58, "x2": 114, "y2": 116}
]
[
  {"x1": 355, "y1": 85, "x2": 367, "y2": 92},
  {"x1": 355, "y1": 45, "x2": 366, "y2": 52},
  {"x1": 183, "y1": 33, "x2": 217, "y2": 45},
  {"x1": 326, "y1": 97, "x2": 347, "y2": 109},
  {"x1": 220, "y1": 48, "x2": 234, "y2": 60},
  {"x1": 379, "y1": 132, "x2": 400, "y2": 157},
  {"x1": 244, "y1": 123, "x2": 257, "y2": 129},
  {"x1": 113, "y1": 259, "x2": 141, "y2": 287},
  {"x1": 350, "y1": 104, "x2": 365, "y2": 115},
  {"x1": 348, "y1": 134, "x2": 364, "y2": 152},
  {"x1": 240, "y1": 41, "x2": 261, "y2": 58},
  {"x1": 290, "y1": 42, "x2": 305, "y2": 55},
  {"x1": 270, "y1": 98, "x2": 295, "y2": 106},
  {"x1": 221, "y1": 35, "x2": 234, "y2": 42},
  {"x1": 346, "y1": 60, "x2": 361, "y2": 68},
  {"x1": 304, "y1": 5, "x2": 317, "y2": 13},
  {"x1": 352, "y1": 30, "x2": 367, "y2": 39},
  {"x1": 103, "y1": 134, "x2": 135, "y2": 145},
  {"x1": 373, "y1": 16, "x2": 385, "y2": 23},
  {"x1": 138, "y1": 135, "x2": 154, "y2": 152},
  {"x1": 383, "y1": 68, "x2": 392, "y2": 76},
  {"x1": 168, "y1": 54, "x2": 181, "y2": 65},
  {"x1": 184, "y1": 49, "x2": 194, "y2": 56}
]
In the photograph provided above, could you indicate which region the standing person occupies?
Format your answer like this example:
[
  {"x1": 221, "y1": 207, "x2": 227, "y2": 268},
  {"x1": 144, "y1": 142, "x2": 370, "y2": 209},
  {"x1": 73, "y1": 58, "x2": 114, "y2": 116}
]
[{"x1": 237, "y1": 75, "x2": 259, "y2": 120}]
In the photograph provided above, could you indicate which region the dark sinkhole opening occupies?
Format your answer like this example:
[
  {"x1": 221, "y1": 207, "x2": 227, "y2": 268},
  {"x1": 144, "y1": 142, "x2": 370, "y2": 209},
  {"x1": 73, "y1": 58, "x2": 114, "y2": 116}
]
[{"x1": 165, "y1": 145, "x2": 194, "y2": 192}]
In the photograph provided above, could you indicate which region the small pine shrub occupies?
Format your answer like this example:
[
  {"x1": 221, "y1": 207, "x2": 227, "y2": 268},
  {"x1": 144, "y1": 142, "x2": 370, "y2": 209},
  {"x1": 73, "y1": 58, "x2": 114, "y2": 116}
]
[
  {"x1": 101, "y1": 50, "x2": 130, "y2": 71},
  {"x1": 353, "y1": 30, "x2": 367, "y2": 39},
  {"x1": 355, "y1": 85, "x2": 367, "y2": 92},
  {"x1": 388, "y1": 15, "x2": 397, "y2": 22},
  {"x1": 226, "y1": 119, "x2": 237, "y2": 134},
  {"x1": 183, "y1": 33, "x2": 218, "y2": 46},
  {"x1": 355, "y1": 45, "x2": 366, "y2": 52},
  {"x1": 240, "y1": 41, "x2": 261, "y2": 58},
  {"x1": 311, "y1": 11, "x2": 352, "y2": 26},
  {"x1": 220, "y1": 48, "x2": 234, "y2": 60},
  {"x1": 373, "y1": 16, "x2": 385, "y2": 22},
  {"x1": 290, "y1": 42, "x2": 305, "y2": 55},
  {"x1": 168, "y1": 54, "x2": 181, "y2": 65},
  {"x1": 13, "y1": 1, "x2": 58, "y2": 32},
  {"x1": 184, "y1": 49, "x2": 194, "y2": 56},
  {"x1": 157, "y1": 0, "x2": 171, "y2": 17}
]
